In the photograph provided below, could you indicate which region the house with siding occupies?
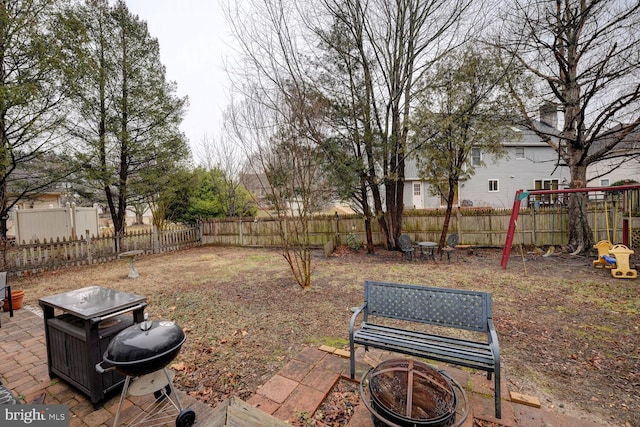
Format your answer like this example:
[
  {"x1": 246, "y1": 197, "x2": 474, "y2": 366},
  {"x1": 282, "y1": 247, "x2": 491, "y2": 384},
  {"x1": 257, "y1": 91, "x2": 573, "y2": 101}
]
[{"x1": 405, "y1": 110, "x2": 640, "y2": 209}]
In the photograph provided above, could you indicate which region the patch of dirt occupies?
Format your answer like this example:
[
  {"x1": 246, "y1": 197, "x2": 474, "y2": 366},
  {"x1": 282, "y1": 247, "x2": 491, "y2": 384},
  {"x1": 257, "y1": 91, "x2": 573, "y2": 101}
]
[
  {"x1": 309, "y1": 379, "x2": 359, "y2": 426},
  {"x1": 14, "y1": 244, "x2": 638, "y2": 427},
  {"x1": 473, "y1": 420, "x2": 504, "y2": 427}
]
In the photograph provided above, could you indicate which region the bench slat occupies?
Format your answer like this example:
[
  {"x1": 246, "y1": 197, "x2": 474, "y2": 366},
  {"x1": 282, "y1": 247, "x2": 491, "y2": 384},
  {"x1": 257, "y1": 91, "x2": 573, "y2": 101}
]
[
  {"x1": 357, "y1": 324, "x2": 494, "y2": 356},
  {"x1": 354, "y1": 329, "x2": 494, "y2": 367},
  {"x1": 361, "y1": 323, "x2": 491, "y2": 350},
  {"x1": 356, "y1": 340, "x2": 495, "y2": 372}
]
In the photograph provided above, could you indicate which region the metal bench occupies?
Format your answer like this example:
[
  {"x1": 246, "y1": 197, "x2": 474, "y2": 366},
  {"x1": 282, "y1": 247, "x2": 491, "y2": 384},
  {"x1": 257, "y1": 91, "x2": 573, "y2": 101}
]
[{"x1": 349, "y1": 280, "x2": 502, "y2": 419}]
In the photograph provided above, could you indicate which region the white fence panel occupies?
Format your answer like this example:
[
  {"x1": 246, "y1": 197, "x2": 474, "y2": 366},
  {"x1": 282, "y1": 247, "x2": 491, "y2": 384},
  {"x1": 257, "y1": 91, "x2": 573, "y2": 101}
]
[
  {"x1": 14, "y1": 207, "x2": 72, "y2": 243},
  {"x1": 74, "y1": 206, "x2": 100, "y2": 238},
  {"x1": 12, "y1": 204, "x2": 100, "y2": 243}
]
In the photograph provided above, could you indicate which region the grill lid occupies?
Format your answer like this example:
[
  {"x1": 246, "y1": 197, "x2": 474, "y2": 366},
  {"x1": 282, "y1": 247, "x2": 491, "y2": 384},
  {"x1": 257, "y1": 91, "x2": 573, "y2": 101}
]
[{"x1": 105, "y1": 320, "x2": 185, "y2": 364}]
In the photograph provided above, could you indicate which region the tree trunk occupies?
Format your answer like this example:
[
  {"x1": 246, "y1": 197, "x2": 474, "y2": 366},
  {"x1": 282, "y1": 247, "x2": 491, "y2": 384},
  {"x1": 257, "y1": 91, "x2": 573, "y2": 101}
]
[
  {"x1": 360, "y1": 177, "x2": 375, "y2": 254},
  {"x1": 439, "y1": 184, "x2": 456, "y2": 251},
  {"x1": 370, "y1": 177, "x2": 391, "y2": 249},
  {"x1": 0, "y1": 181, "x2": 8, "y2": 241},
  {"x1": 567, "y1": 165, "x2": 593, "y2": 252},
  {"x1": 364, "y1": 216, "x2": 374, "y2": 254}
]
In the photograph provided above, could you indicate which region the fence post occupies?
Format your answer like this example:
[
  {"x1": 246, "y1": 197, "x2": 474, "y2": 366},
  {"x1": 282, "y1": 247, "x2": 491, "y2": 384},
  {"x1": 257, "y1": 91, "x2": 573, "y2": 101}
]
[
  {"x1": 153, "y1": 226, "x2": 159, "y2": 253},
  {"x1": 86, "y1": 230, "x2": 92, "y2": 264}
]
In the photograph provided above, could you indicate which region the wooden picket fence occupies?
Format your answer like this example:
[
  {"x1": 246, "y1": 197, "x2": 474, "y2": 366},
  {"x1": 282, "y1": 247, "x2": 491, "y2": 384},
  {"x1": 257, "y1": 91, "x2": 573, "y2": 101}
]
[
  {"x1": 4, "y1": 205, "x2": 638, "y2": 276},
  {"x1": 201, "y1": 207, "x2": 640, "y2": 249},
  {"x1": 1, "y1": 225, "x2": 200, "y2": 276}
]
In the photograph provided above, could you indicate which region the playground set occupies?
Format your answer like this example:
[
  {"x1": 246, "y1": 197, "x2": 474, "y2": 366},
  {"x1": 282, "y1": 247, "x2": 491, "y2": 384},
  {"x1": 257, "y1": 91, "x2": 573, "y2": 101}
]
[
  {"x1": 501, "y1": 184, "x2": 640, "y2": 279},
  {"x1": 592, "y1": 240, "x2": 637, "y2": 278}
]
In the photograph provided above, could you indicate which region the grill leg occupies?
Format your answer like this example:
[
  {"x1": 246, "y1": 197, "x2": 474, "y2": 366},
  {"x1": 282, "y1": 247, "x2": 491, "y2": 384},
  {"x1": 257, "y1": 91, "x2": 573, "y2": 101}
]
[
  {"x1": 113, "y1": 376, "x2": 132, "y2": 427},
  {"x1": 164, "y1": 368, "x2": 184, "y2": 411}
]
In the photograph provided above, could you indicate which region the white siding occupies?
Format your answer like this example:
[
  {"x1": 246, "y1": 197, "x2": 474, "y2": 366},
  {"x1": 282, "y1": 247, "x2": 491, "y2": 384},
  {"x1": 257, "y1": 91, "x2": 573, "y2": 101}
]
[
  {"x1": 460, "y1": 146, "x2": 568, "y2": 208},
  {"x1": 405, "y1": 122, "x2": 639, "y2": 210}
]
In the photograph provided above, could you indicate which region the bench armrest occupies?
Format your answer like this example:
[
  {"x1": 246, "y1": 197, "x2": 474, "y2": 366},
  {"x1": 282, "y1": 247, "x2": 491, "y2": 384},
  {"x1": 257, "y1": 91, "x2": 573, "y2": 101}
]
[{"x1": 349, "y1": 303, "x2": 367, "y2": 339}]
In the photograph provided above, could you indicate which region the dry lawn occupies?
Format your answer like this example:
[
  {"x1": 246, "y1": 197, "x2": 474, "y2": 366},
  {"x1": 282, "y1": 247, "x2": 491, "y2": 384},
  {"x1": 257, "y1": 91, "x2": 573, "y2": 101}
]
[{"x1": 12, "y1": 245, "x2": 639, "y2": 427}]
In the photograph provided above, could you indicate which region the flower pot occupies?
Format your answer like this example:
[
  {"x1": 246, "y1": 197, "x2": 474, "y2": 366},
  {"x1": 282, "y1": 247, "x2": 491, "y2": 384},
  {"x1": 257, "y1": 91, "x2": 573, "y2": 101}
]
[{"x1": 3, "y1": 290, "x2": 24, "y2": 312}]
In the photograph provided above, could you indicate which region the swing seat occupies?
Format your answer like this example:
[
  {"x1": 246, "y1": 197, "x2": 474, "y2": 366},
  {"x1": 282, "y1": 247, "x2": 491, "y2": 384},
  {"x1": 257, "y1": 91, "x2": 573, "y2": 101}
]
[
  {"x1": 593, "y1": 240, "x2": 614, "y2": 268},
  {"x1": 608, "y1": 245, "x2": 637, "y2": 279}
]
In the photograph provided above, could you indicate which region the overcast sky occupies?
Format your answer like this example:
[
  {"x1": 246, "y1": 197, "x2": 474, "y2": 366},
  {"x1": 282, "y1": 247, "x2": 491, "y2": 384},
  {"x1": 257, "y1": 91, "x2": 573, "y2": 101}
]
[{"x1": 126, "y1": 1, "x2": 235, "y2": 164}]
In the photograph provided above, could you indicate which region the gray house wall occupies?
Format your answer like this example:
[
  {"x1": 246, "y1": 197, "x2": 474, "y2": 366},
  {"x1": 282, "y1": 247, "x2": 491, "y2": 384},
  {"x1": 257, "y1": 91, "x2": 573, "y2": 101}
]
[{"x1": 405, "y1": 122, "x2": 640, "y2": 209}]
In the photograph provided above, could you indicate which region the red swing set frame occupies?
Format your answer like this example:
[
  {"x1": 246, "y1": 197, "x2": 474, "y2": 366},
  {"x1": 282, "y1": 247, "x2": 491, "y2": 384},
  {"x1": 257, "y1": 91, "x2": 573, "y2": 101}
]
[{"x1": 500, "y1": 184, "x2": 640, "y2": 269}]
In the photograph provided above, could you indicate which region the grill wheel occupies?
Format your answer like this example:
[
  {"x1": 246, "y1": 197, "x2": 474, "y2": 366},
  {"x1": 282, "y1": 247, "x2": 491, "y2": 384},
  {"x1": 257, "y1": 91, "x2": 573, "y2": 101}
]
[{"x1": 176, "y1": 408, "x2": 196, "y2": 427}]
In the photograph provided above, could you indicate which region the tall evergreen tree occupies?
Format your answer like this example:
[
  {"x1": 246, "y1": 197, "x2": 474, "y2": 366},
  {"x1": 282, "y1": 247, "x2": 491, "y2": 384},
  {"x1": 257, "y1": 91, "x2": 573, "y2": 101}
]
[
  {"x1": 65, "y1": 0, "x2": 188, "y2": 244},
  {"x1": 0, "y1": 0, "x2": 74, "y2": 240}
]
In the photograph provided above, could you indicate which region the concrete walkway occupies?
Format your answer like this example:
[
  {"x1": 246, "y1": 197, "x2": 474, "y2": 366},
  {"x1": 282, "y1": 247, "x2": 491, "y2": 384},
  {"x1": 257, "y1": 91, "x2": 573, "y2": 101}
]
[{"x1": 0, "y1": 306, "x2": 603, "y2": 427}]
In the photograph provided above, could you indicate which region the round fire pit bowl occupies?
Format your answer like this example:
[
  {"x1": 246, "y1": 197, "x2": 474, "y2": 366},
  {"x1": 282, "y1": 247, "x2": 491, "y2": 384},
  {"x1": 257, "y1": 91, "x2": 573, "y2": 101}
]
[{"x1": 359, "y1": 358, "x2": 469, "y2": 427}]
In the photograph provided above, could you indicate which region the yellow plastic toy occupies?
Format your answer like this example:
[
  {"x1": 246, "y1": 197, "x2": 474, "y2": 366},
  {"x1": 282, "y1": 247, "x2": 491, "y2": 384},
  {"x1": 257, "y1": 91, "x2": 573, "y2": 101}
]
[
  {"x1": 608, "y1": 244, "x2": 637, "y2": 279},
  {"x1": 593, "y1": 240, "x2": 613, "y2": 269}
]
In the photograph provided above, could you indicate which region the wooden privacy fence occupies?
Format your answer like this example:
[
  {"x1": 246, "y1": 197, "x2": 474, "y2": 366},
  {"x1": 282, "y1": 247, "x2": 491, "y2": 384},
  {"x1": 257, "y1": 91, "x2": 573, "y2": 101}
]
[
  {"x1": 5, "y1": 207, "x2": 637, "y2": 275},
  {"x1": 2, "y1": 225, "x2": 200, "y2": 276},
  {"x1": 201, "y1": 207, "x2": 640, "y2": 249}
]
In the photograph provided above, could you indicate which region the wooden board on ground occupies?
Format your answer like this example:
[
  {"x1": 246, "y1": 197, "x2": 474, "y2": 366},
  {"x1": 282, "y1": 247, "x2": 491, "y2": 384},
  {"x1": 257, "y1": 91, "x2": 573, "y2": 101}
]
[
  {"x1": 204, "y1": 395, "x2": 290, "y2": 426},
  {"x1": 510, "y1": 391, "x2": 541, "y2": 408}
]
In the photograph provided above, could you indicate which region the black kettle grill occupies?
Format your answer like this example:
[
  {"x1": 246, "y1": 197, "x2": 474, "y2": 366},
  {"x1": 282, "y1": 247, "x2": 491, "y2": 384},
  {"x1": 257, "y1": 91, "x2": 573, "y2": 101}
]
[{"x1": 96, "y1": 318, "x2": 195, "y2": 427}]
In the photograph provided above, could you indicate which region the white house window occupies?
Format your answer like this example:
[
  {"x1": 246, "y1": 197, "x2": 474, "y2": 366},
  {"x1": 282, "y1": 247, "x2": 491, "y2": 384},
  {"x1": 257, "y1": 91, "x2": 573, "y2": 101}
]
[
  {"x1": 600, "y1": 179, "x2": 609, "y2": 187},
  {"x1": 413, "y1": 183, "x2": 421, "y2": 196},
  {"x1": 489, "y1": 179, "x2": 499, "y2": 192},
  {"x1": 515, "y1": 147, "x2": 525, "y2": 159},
  {"x1": 471, "y1": 148, "x2": 481, "y2": 166}
]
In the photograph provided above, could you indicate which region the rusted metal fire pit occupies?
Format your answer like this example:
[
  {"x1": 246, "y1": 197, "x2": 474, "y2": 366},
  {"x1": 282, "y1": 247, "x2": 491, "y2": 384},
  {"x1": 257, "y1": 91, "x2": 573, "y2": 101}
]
[{"x1": 359, "y1": 359, "x2": 468, "y2": 427}]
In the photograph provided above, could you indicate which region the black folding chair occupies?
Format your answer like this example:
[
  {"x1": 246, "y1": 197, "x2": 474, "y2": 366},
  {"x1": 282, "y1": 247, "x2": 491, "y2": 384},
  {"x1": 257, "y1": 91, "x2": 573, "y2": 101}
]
[{"x1": 441, "y1": 233, "x2": 459, "y2": 262}]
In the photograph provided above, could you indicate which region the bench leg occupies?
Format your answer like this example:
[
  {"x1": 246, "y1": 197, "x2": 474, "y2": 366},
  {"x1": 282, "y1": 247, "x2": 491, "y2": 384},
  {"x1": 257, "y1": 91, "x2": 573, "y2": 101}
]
[
  {"x1": 494, "y1": 365, "x2": 501, "y2": 419},
  {"x1": 349, "y1": 340, "x2": 355, "y2": 379}
]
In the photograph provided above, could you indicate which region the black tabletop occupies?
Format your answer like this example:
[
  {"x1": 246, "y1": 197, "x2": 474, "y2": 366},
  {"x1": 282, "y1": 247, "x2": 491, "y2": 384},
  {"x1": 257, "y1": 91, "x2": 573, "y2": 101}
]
[{"x1": 38, "y1": 286, "x2": 146, "y2": 319}]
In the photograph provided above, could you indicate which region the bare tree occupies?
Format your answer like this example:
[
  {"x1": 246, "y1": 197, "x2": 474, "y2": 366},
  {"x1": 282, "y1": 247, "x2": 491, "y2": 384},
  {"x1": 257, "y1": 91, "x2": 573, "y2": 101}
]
[
  {"x1": 196, "y1": 133, "x2": 255, "y2": 217},
  {"x1": 227, "y1": 88, "x2": 329, "y2": 289},
  {"x1": 226, "y1": 0, "x2": 479, "y2": 254},
  {"x1": 225, "y1": 0, "x2": 339, "y2": 288},
  {"x1": 308, "y1": 0, "x2": 478, "y2": 250},
  {"x1": 495, "y1": 0, "x2": 640, "y2": 252}
]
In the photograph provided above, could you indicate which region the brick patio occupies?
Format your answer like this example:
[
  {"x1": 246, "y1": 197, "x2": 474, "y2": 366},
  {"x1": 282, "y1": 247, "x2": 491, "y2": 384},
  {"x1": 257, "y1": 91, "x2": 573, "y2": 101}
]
[{"x1": 0, "y1": 305, "x2": 605, "y2": 427}]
